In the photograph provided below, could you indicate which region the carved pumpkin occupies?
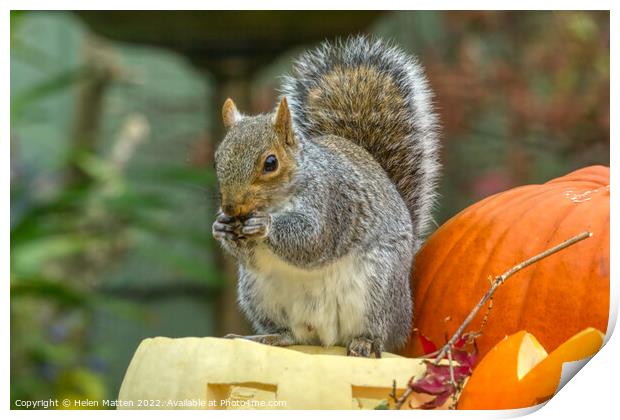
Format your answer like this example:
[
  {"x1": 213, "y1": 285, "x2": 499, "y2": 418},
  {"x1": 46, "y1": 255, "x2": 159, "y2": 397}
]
[
  {"x1": 457, "y1": 328, "x2": 604, "y2": 409},
  {"x1": 401, "y1": 166, "x2": 609, "y2": 359},
  {"x1": 118, "y1": 337, "x2": 450, "y2": 409}
]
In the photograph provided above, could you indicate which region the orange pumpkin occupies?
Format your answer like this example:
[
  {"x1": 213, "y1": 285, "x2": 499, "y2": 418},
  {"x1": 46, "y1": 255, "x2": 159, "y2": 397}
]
[
  {"x1": 458, "y1": 328, "x2": 604, "y2": 409},
  {"x1": 401, "y1": 166, "x2": 609, "y2": 359}
]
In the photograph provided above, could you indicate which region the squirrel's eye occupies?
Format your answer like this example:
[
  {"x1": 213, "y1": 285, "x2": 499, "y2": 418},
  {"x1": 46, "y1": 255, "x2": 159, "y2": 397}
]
[{"x1": 263, "y1": 154, "x2": 278, "y2": 173}]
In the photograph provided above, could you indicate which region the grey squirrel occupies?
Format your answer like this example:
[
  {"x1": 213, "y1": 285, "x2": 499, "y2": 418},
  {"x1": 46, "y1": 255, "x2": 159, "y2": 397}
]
[{"x1": 212, "y1": 36, "x2": 440, "y2": 357}]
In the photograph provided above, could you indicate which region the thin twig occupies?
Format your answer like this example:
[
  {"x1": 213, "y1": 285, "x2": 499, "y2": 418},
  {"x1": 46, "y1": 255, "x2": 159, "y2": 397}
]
[
  {"x1": 447, "y1": 348, "x2": 461, "y2": 409},
  {"x1": 433, "y1": 231, "x2": 592, "y2": 363},
  {"x1": 389, "y1": 379, "x2": 397, "y2": 403},
  {"x1": 478, "y1": 292, "x2": 494, "y2": 332},
  {"x1": 418, "y1": 349, "x2": 440, "y2": 359},
  {"x1": 447, "y1": 348, "x2": 456, "y2": 386},
  {"x1": 394, "y1": 230, "x2": 592, "y2": 409}
]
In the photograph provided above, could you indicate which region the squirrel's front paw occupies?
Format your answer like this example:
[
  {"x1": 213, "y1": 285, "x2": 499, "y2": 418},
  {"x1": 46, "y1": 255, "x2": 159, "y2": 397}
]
[
  {"x1": 212, "y1": 212, "x2": 241, "y2": 241},
  {"x1": 239, "y1": 211, "x2": 271, "y2": 240}
]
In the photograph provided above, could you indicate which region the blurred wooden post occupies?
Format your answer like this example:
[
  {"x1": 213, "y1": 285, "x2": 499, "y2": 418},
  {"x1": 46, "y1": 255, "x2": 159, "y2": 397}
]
[{"x1": 66, "y1": 34, "x2": 119, "y2": 188}]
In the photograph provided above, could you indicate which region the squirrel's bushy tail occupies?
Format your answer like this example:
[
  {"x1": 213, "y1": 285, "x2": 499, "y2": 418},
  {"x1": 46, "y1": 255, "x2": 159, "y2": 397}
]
[{"x1": 280, "y1": 36, "x2": 440, "y2": 243}]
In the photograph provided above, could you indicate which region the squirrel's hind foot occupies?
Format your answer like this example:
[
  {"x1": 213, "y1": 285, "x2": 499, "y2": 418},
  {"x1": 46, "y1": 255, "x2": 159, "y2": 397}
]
[{"x1": 347, "y1": 337, "x2": 383, "y2": 358}]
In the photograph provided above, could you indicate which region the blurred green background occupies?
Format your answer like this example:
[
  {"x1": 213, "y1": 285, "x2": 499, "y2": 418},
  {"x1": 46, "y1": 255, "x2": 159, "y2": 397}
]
[{"x1": 10, "y1": 11, "x2": 609, "y2": 407}]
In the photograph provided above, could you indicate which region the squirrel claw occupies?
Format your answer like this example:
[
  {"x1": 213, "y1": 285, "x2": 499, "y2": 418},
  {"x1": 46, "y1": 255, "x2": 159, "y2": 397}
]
[
  {"x1": 240, "y1": 212, "x2": 271, "y2": 240},
  {"x1": 347, "y1": 337, "x2": 382, "y2": 358},
  {"x1": 213, "y1": 212, "x2": 243, "y2": 241},
  {"x1": 212, "y1": 221, "x2": 238, "y2": 241}
]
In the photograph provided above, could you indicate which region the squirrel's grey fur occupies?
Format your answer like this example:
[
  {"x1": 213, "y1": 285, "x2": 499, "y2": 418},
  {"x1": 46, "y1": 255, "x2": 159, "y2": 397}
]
[
  {"x1": 213, "y1": 36, "x2": 440, "y2": 355},
  {"x1": 281, "y1": 36, "x2": 440, "y2": 246}
]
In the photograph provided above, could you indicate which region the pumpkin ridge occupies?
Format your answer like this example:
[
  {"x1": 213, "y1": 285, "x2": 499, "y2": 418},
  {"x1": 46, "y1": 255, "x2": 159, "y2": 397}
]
[
  {"x1": 413, "y1": 186, "x2": 558, "y2": 348},
  {"x1": 413, "y1": 193, "x2": 511, "y2": 315},
  {"x1": 467, "y1": 184, "x2": 575, "y2": 339},
  {"x1": 414, "y1": 187, "x2": 541, "y2": 319},
  {"x1": 513, "y1": 194, "x2": 583, "y2": 333},
  {"x1": 552, "y1": 199, "x2": 608, "y2": 345},
  {"x1": 576, "y1": 210, "x2": 609, "y2": 337},
  {"x1": 560, "y1": 201, "x2": 609, "y2": 324}
]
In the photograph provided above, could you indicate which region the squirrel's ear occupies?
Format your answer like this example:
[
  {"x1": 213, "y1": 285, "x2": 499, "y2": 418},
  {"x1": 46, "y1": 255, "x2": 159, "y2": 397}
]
[
  {"x1": 274, "y1": 97, "x2": 296, "y2": 147},
  {"x1": 222, "y1": 98, "x2": 241, "y2": 129}
]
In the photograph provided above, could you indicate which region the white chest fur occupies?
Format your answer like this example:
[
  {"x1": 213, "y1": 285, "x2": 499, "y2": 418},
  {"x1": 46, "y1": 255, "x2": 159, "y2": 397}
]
[{"x1": 250, "y1": 246, "x2": 369, "y2": 346}]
